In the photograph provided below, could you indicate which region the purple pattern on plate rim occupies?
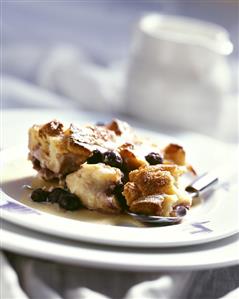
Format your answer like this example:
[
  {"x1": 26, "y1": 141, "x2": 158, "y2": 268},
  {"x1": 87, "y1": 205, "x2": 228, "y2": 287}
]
[
  {"x1": 0, "y1": 191, "x2": 39, "y2": 215},
  {"x1": 190, "y1": 221, "x2": 212, "y2": 234}
]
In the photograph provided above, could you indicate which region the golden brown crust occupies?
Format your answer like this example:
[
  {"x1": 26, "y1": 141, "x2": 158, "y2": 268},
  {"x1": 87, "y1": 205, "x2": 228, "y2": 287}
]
[
  {"x1": 122, "y1": 182, "x2": 141, "y2": 206},
  {"x1": 163, "y1": 143, "x2": 186, "y2": 166},
  {"x1": 67, "y1": 124, "x2": 118, "y2": 150},
  {"x1": 39, "y1": 120, "x2": 64, "y2": 137},
  {"x1": 119, "y1": 146, "x2": 148, "y2": 171},
  {"x1": 106, "y1": 119, "x2": 131, "y2": 136},
  {"x1": 123, "y1": 164, "x2": 192, "y2": 216},
  {"x1": 129, "y1": 196, "x2": 163, "y2": 216},
  {"x1": 123, "y1": 166, "x2": 176, "y2": 204}
]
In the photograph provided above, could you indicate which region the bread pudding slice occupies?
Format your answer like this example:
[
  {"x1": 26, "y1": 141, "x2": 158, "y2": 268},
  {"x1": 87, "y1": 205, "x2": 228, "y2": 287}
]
[
  {"x1": 28, "y1": 118, "x2": 194, "y2": 217},
  {"x1": 28, "y1": 119, "x2": 127, "y2": 180},
  {"x1": 28, "y1": 119, "x2": 162, "y2": 180},
  {"x1": 66, "y1": 163, "x2": 123, "y2": 213},
  {"x1": 123, "y1": 165, "x2": 192, "y2": 217}
]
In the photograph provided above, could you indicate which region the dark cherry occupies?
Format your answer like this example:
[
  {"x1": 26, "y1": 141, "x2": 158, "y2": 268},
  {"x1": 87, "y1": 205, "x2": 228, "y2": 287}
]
[
  {"x1": 47, "y1": 188, "x2": 68, "y2": 203},
  {"x1": 105, "y1": 181, "x2": 127, "y2": 210},
  {"x1": 87, "y1": 150, "x2": 103, "y2": 164},
  {"x1": 113, "y1": 182, "x2": 124, "y2": 194},
  {"x1": 174, "y1": 205, "x2": 187, "y2": 217},
  {"x1": 31, "y1": 188, "x2": 49, "y2": 202},
  {"x1": 103, "y1": 151, "x2": 123, "y2": 168},
  {"x1": 58, "y1": 193, "x2": 82, "y2": 211},
  {"x1": 145, "y1": 152, "x2": 163, "y2": 165},
  {"x1": 113, "y1": 183, "x2": 127, "y2": 210}
]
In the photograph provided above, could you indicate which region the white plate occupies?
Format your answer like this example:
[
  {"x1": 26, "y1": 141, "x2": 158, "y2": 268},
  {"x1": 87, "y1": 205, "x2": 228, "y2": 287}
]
[
  {"x1": 1, "y1": 109, "x2": 238, "y2": 248},
  {"x1": 2, "y1": 218, "x2": 239, "y2": 271}
]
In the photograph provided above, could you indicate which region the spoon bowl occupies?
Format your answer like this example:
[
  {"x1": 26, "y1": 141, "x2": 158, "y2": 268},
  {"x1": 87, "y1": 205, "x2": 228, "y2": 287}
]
[{"x1": 126, "y1": 211, "x2": 183, "y2": 224}]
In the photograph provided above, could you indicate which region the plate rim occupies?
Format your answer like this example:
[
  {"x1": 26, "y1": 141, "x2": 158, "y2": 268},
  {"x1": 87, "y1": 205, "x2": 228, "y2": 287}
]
[{"x1": 2, "y1": 218, "x2": 239, "y2": 271}]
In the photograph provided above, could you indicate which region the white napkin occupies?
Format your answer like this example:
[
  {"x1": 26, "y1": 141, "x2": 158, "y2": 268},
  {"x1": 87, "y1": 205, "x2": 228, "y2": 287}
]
[
  {"x1": 2, "y1": 252, "x2": 239, "y2": 299},
  {"x1": 3, "y1": 44, "x2": 125, "y2": 113},
  {"x1": 220, "y1": 288, "x2": 239, "y2": 299},
  {"x1": 2, "y1": 75, "x2": 71, "y2": 109},
  {"x1": 36, "y1": 45, "x2": 125, "y2": 113},
  {"x1": 1, "y1": 252, "x2": 28, "y2": 299},
  {"x1": 0, "y1": 251, "x2": 183, "y2": 299}
]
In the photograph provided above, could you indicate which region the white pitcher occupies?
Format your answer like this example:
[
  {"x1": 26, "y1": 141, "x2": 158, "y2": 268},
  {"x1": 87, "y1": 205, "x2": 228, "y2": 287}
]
[{"x1": 125, "y1": 14, "x2": 233, "y2": 135}]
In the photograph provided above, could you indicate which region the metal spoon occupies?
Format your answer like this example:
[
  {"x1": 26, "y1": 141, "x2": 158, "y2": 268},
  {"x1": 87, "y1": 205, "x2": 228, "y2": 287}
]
[{"x1": 126, "y1": 172, "x2": 218, "y2": 225}]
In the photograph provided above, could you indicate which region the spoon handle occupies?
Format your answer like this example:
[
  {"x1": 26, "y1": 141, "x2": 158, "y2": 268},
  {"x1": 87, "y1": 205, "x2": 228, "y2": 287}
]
[{"x1": 185, "y1": 172, "x2": 218, "y2": 197}]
